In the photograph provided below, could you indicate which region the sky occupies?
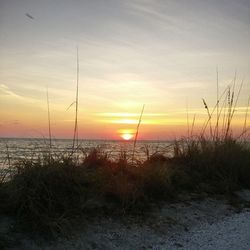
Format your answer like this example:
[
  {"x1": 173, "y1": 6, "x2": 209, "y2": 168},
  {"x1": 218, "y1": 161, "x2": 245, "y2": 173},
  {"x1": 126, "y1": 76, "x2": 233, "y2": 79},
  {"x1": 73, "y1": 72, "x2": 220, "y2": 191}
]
[{"x1": 0, "y1": 0, "x2": 249, "y2": 140}]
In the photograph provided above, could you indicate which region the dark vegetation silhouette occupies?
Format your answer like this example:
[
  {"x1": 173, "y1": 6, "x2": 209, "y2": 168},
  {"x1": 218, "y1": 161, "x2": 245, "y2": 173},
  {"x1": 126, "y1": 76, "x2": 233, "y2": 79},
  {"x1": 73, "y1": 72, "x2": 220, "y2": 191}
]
[{"x1": 0, "y1": 73, "x2": 249, "y2": 237}]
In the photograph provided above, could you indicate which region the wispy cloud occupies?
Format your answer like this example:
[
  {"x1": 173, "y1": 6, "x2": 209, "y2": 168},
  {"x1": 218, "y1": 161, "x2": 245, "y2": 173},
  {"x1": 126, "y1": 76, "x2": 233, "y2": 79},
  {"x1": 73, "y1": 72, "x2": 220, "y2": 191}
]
[
  {"x1": 0, "y1": 84, "x2": 23, "y2": 99},
  {"x1": 0, "y1": 84, "x2": 40, "y2": 103},
  {"x1": 96, "y1": 112, "x2": 169, "y2": 117},
  {"x1": 0, "y1": 119, "x2": 20, "y2": 127}
]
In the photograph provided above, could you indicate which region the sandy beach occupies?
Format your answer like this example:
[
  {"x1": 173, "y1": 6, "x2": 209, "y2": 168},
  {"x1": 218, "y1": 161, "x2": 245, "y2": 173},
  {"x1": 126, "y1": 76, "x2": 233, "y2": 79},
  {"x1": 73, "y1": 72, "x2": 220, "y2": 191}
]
[{"x1": 1, "y1": 191, "x2": 250, "y2": 250}]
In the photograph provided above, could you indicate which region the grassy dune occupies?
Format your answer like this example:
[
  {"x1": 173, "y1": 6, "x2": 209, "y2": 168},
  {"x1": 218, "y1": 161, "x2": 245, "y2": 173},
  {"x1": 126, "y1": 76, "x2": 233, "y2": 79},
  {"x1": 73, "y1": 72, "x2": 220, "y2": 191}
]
[
  {"x1": 0, "y1": 137, "x2": 250, "y2": 236},
  {"x1": 0, "y1": 83, "x2": 249, "y2": 237}
]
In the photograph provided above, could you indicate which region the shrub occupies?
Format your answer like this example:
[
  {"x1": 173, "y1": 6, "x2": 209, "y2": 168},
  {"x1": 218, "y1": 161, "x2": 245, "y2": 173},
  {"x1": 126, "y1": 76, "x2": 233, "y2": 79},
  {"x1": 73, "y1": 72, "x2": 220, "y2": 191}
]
[
  {"x1": 173, "y1": 138, "x2": 250, "y2": 193},
  {"x1": 2, "y1": 157, "x2": 98, "y2": 235}
]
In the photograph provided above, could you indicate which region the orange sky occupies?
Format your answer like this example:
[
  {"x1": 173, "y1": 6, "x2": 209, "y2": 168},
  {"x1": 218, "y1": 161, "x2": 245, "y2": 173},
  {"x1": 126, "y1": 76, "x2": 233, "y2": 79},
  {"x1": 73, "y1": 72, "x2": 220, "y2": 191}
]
[{"x1": 0, "y1": 0, "x2": 249, "y2": 140}]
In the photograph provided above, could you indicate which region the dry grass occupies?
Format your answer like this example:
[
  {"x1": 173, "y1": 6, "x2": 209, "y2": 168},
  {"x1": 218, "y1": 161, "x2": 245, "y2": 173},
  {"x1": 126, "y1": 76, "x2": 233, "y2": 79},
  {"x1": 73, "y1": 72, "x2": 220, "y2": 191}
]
[
  {"x1": 0, "y1": 77, "x2": 249, "y2": 238},
  {"x1": 1, "y1": 137, "x2": 249, "y2": 237}
]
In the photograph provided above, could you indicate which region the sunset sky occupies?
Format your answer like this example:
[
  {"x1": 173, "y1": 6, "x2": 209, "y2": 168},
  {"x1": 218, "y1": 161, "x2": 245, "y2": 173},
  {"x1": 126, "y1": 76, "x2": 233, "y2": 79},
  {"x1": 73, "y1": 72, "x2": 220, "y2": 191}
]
[{"x1": 0, "y1": 0, "x2": 249, "y2": 140}]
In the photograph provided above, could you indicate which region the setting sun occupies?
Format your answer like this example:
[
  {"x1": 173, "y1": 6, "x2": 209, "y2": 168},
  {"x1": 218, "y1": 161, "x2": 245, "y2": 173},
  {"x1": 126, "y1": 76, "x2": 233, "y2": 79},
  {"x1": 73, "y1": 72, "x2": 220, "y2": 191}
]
[{"x1": 121, "y1": 133, "x2": 133, "y2": 141}]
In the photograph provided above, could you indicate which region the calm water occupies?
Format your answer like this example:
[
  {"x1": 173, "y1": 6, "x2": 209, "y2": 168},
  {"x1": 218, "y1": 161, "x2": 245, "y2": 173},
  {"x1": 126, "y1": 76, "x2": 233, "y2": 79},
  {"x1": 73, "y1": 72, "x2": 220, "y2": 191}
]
[{"x1": 0, "y1": 138, "x2": 173, "y2": 169}]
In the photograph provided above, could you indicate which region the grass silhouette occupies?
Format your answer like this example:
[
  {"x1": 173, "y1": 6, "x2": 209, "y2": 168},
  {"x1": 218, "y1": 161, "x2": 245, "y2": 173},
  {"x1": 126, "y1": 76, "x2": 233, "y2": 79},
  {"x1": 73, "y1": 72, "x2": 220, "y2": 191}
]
[{"x1": 0, "y1": 80, "x2": 249, "y2": 237}]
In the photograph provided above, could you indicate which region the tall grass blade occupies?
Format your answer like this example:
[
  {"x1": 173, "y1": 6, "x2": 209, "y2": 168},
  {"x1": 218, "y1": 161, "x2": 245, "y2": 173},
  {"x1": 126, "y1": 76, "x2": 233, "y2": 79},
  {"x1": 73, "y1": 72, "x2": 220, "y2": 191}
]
[
  {"x1": 72, "y1": 46, "x2": 79, "y2": 153},
  {"x1": 46, "y1": 86, "x2": 52, "y2": 150},
  {"x1": 225, "y1": 72, "x2": 237, "y2": 139},
  {"x1": 231, "y1": 78, "x2": 244, "y2": 120},
  {"x1": 66, "y1": 101, "x2": 76, "y2": 111},
  {"x1": 186, "y1": 98, "x2": 190, "y2": 138},
  {"x1": 201, "y1": 98, "x2": 212, "y2": 137},
  {"x1": 132, "y1": 104, "x2": 145, "y2": 163},
  {"x1": 242, "y1": 94, "x2": 250, "y2": 137},
  {"x1": 215, "y1": 66, "x2": 219, "y2": 140},
  {"x1": 190, "y1": 114, "x2": 196, "y2": 137}
]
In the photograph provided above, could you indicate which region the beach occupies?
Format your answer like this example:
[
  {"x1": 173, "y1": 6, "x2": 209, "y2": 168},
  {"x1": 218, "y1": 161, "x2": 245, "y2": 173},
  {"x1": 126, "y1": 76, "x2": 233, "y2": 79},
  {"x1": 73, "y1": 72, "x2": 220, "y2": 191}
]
[{"x1": 1, "y1": 191, "x2": 249, "y2": 249}]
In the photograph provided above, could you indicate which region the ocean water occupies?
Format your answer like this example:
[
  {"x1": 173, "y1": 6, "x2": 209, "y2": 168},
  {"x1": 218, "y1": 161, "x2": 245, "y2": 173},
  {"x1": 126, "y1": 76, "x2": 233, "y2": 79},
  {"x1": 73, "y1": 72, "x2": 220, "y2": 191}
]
[{"x1": 0, "y1": 138, "x2": 173, "y2": 169}]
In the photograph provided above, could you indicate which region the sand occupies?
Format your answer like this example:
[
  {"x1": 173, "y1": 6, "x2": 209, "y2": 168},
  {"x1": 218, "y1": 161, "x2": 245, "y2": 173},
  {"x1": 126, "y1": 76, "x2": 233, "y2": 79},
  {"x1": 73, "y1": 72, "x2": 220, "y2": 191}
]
[{"x1": 1, "y1": 191, "x2": 250, "y2": 250}]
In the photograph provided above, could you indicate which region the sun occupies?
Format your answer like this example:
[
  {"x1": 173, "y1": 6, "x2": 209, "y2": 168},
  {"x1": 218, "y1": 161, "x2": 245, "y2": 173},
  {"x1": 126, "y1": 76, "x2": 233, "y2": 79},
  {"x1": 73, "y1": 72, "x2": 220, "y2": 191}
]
[{"x1": 121, "y1": 133, "x2": 133, "y2": 141}]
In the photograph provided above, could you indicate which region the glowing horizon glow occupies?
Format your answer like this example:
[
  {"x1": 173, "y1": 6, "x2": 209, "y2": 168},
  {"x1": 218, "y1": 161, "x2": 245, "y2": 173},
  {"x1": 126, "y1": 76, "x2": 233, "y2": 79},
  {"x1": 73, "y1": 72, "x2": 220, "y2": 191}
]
[
  {"x1": 118, "y1": 129, "x2": 135, "y2": 141},
  {"x1": 121, "y1": 133, "x2": 133, "y2": 141}
]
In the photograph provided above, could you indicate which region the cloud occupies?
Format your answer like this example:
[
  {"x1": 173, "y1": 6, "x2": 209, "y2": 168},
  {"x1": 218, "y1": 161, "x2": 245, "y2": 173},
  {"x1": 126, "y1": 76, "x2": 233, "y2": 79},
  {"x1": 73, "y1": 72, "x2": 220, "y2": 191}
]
[
  {"x1": 96, "y1": 112, "x2": 169, "y2": 117},
  {"x1": 0, "y1": 84, "x2": 43, "y2": 104},
  {"x1": 0, "y1": 84, "x2": 24, "y2": 99},
  {"x1": 0, "y1": 120, "x2": 20, "y2": 126},
  {"x1": 10, "y1": 120, "x2": 20, "y2": 125}
]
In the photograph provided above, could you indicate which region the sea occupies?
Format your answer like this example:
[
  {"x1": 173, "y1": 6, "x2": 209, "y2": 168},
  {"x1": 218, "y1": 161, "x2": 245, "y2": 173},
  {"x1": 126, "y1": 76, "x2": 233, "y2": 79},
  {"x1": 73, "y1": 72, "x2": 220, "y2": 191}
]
[{"x1": 0, "y1": 138, "x2": 173, "y2": 169}]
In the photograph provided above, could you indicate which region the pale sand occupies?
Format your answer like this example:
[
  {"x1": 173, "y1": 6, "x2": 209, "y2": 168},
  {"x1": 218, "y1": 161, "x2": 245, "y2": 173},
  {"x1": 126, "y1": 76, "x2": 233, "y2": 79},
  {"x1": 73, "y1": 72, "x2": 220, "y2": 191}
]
[{"x1": 1, "y1": 191, "x2": 250, "y2": 249}]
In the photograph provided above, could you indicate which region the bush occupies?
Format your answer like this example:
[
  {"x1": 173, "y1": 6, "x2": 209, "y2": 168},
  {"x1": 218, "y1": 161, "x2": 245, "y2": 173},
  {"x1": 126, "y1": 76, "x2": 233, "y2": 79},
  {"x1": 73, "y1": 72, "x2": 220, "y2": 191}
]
[
  {"x1": 2, "y1": 157, "x2": 98, "y2": 235},
  {"x1": 173, "y1": 138, "x2": 250, "y2": 193},
  {"x1": 1, "y1": 138, "x2": 249, "y2": 236}
]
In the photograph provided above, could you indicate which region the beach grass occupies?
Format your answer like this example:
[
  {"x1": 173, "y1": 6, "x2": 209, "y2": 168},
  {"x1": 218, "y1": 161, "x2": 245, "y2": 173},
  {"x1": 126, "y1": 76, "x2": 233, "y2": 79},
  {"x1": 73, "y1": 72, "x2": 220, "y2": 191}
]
[
  {"x1": 0, "y1": 136, "x2": 249, "y2": 236},
  {"x1": 0, "y1": 82, "x2": 249, "y2": 237}
]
